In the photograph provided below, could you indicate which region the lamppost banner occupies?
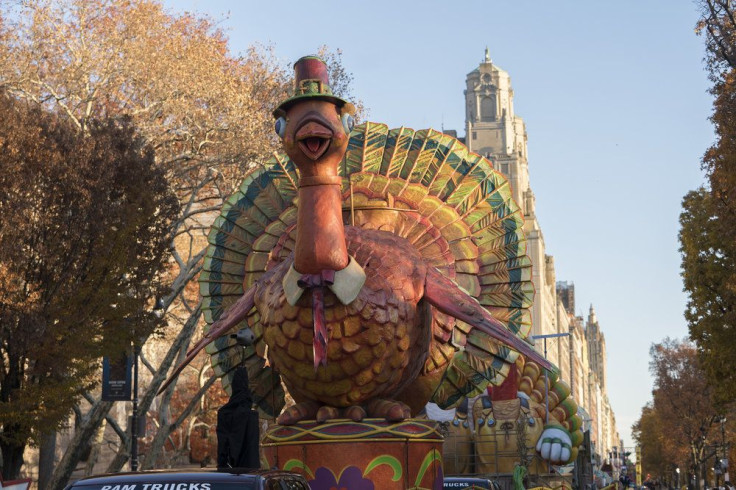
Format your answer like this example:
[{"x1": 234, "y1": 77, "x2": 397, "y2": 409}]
[{"x1": 102, "y1": 353, "x2": 132, "y2": 401}]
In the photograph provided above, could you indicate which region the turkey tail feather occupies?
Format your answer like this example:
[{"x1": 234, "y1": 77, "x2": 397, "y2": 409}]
[{"x1": 424, "y1": 266, "x2": 551, "y2": 371}]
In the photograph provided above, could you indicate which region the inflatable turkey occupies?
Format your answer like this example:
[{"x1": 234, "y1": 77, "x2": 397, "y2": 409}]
[{"x1": 162, "y1": 55, "x2": 554, "y2": 428}]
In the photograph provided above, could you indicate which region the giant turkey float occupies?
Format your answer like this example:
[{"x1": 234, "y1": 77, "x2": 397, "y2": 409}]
[{"x1": 163, "y1": 55, "x2": 584, "y2": 490}]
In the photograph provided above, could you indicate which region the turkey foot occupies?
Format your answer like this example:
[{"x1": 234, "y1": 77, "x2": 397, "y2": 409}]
[
  {"x1": 366, "y1": 399, "x2": 411, "y2": 422},
  {"x1": 344, "y1": 405, "x2": 367, "y2": 422},
  {"x1": 316, "y1": 405, "x2": 340, "y2": 423},
  {"x1": 277, "y1": 401, "x2": 320, "y2": 425}
]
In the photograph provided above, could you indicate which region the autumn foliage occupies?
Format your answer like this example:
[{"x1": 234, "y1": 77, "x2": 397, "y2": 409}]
[
  {"x1": 0, "y1": 93, "x2": 177, "y2": 479},
  {"x1": 682, "y1": 0, "x2": 736, "y2": 404},
  {"x1": 633, "y1": 340, "x2": 722, "y2": 490},
  {"x1": 0, "y1": 0, "x2": 361, "y2": 483}
]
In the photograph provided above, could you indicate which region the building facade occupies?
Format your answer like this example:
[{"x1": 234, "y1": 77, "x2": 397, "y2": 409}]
[{"x1": 460, "y1": 49, "x2": 619, "y2": 462}]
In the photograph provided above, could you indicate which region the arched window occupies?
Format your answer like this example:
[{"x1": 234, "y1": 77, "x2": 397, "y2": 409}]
[{"x1": 480, "y1": 96, "x2": 495, "y2": 121}]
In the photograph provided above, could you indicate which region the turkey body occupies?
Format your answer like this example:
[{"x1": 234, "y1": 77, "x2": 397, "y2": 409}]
[
  {"x1": 179, "y1": 122, "x2": 542, "y2": 419},
  {"x1": 256, "y1": 226, "x2": 434, "y2": 408},
  {"x1": 158, "y1": 71, "x2": 544, "y2": 421}
]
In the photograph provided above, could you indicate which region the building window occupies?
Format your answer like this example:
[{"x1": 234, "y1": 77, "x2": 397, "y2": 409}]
[
  {"x1": 472, "y1": 132, "x2": 477, "y2": 140},
  {"x1": 481, "y1": 96, "x2": 495, "y2": 121}
]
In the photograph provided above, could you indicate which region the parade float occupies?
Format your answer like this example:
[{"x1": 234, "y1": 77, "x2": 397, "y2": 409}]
[{"x1": 163, "y1": 55, "x2": 584, "y2": 489}]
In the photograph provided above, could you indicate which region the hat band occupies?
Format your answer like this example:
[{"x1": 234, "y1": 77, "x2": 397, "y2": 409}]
[{"x1": 296, "y1": 79, "x2": 334, "y2": 97}]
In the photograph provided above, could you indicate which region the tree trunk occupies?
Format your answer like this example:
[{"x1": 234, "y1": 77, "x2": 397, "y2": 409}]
[
  {"x1": 701, "y1": 458, "x2": 707, "y2": 490},
  {"x1": 139, "y1": 305, "x2": 203, "y2": 469},
  {"x1": 84, "y1": 419, "x2": 107, "y2": 476},
  {"x1": 0, "y1": 436, "x2": 25, "y2": 481},
  {"x1": 38, "y1": 431, "x2": 57, "y2": 490},
  {"x1": 141, "y1": 400, "x2": 172, "y2": 470},
  {"x1": 141, "y1": 373, "x2": 217, "y2": 470},
  {"x1": 46, "y1": 400, "x2": 113, "y2": 490},
  {"x1": 105, "y1": 439, "x2": 131, "y2": 474}
]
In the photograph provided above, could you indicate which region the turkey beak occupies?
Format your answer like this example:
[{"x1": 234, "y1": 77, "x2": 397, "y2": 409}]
[{"x1": 295, "y1": 116, "x2": 333, "y2": 161}]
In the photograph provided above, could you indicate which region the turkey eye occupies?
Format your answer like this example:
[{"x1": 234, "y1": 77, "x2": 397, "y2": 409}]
[
  {"x1": 275, "y1": 117, "x2": 286, "y2": 138},
  {"x1": 341, "y1": 113, "x2": 354, "y2": 134}
]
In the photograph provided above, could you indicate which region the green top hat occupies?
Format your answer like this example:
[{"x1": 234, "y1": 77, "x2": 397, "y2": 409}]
[{"x1": 273, "y1": 55, "x2": 355, "y2": 117}]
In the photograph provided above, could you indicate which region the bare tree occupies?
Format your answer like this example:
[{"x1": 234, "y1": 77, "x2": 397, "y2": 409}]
[
  {"x1": 0, "y1": 1, "x2": 362, "y2": 485},
  {"x1": 0, "y1": 0, "x2": 284, "y2": 484},
  {"x1": 697, "y1": 0, "x2": 736, "y2": 80}
]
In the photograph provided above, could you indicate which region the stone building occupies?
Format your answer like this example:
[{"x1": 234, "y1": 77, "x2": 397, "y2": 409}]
[
  {"x1": 463, "y1": 48, "x2": 555, "y2": 344},
  {"x1": 459, "y1": 49, "x2": 619, "y2": 462},
  {"x1": 586, "y1": 305, "x2": 608, "y2": 392}
]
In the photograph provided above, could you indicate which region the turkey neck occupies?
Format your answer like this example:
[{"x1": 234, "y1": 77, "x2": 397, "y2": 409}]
[{"x1": 294, "y1": 178, "x2": 349, "y2": 274}]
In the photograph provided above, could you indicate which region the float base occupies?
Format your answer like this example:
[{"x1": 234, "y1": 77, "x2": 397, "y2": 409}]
[{"x1": 262, "y1": 418, "x2": 443, "y2": 489}]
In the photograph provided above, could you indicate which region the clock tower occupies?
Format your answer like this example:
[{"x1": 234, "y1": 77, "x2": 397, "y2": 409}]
[
  {"x1": 464, "y1": 47, "x2": 530, "y2": 210},
  {"x1": 465, "y1": 48, "x2": 551, "y2": 342}
]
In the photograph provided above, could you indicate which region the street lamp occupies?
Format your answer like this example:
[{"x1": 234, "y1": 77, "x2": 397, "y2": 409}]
[
  {"x1": 101, "y1": 347, "x2": 139, "y2": 471},
  {"x1": 621, "y1": 439, "x2": 627, "y2": 468},
  {"x1": 720, "y1": 416, "x2": 729, "y2": 485},
  {"x1": 676, "y1": 467, "x2": 680, "y2": 489},
  {"x1": 613, "y1": 446, "x2": 618, "y2": 470},
  {"x1": 130, "y1": 342, "x2": 140, "y2": 472},
  {"x1": 128, "y1": 299, "x2": 164, "y2": 471},
  {"x1": 531, "y1": 332, "x2": 571, "y2": 474},
  {"x1": 531, "y1": 332, "x2": 571, "y2": 425}
]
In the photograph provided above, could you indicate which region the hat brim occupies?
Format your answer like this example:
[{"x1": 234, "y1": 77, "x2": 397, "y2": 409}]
[{"x1": 273, "y1": 94, "x2": 355, "y2": 118}]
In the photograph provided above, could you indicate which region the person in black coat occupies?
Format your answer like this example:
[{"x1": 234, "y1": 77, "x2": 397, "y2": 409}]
[{"x1": 216, "y1": 367, "x2": 260, "y2": 469}]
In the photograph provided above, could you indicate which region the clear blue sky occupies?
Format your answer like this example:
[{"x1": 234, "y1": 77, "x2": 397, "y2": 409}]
[{"x1": 164, "y1": 0, "x2": 714, "y2": 450}]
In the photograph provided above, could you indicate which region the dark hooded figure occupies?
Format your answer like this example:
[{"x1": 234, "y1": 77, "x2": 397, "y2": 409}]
[{"x1": 216, "y1": 367, "x2": 260, "y2": 469}]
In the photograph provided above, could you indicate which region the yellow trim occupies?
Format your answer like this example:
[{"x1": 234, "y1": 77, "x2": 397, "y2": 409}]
[
  {"x1": 264, "y1": 419, "x2": 442, "y2": 442},
  {"x1": 263, "y1": 437, "x2": 443, "y2": 446}
]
